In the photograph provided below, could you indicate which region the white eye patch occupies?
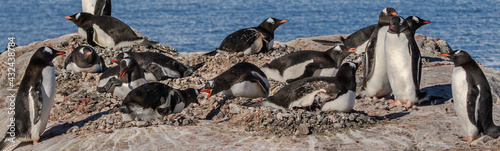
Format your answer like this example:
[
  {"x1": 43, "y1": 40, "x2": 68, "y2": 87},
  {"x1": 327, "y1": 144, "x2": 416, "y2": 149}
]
[
  {"x1": 399, "y1": 17, "x2": 404, "y2": 25},
  {"x1": 76, "y1": 13, "x2": 81, "y2": 20},
  {"x1": 382, "y1": 8, "x2": 388, "y2": 14},
  {"x1": 333, "y1": 45, "x2": 342, "y2": 52},
  {"x1": 43, "y1": 47, "x2": 53, "y2": 55},
  {"x1": 412, "y1": 16, "x2": 419, "y2": 23},
  {"x1": 79, "y1": 47, "x2": 85, "y2": 54},
  {"x1": 266, "y1": 18, "x2": 275, "y2": 24}
]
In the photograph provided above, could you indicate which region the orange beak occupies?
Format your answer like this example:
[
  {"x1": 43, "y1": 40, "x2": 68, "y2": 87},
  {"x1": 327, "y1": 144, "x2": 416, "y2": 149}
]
[
  {"x1": 357, "y1": 62, "x2": 362, "y2": 67},
  {"x1": 120, "y1": 69, "x2": 127, "y2": 78},
  {"x1": 423, "y1": 20, "x2": 431, "y2": 24},
  {"x1": 390, "y1": 25, "x2": 395, "y2": 29},
  {"x1": 391, "y1": 12, "x2": 398, "y2": 16},
  {"x1": 56, "y1": 51, "x2": 66, "y2": 55},
  {"x1": 346, "y1": 48, "x2": 356, "y2": 53},
  {"x1": 441, "y1": 54, "x2": 451, "y2": 57},
  {"x1": 86, "y1": 52, "x2": 92, "y2": 55},
  {"x1": 280, "y1": 20, "x2": 289, "y2": 24},
  {"x1": 111, "y1": 59, "x2": 118, "y2": 62},
  {"x1": 200, "y1": 89, "x2": 213, "y2": 98},
  {"x1": 65, "y1": 16, "x2": 72, "y2": 20}
]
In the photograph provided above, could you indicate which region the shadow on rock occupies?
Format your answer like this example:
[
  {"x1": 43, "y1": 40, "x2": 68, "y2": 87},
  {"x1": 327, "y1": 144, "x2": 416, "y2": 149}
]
[
  {"x1": 418, "y1": 84, "x2": 452, "y2": 106},
  {"x1": 376, "y1": 112, "x2": 410, "y2": 120},
  {"x1": 423, "y1": 56, "x2": 447, "y2": 62},
  {"x1": 40, "y1": 110, "x2": 111, "y2": 141}
]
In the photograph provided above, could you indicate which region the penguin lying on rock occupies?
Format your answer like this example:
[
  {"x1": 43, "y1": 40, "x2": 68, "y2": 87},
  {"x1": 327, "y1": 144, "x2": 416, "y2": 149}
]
[
  {"x1": 260, "y1": 45, "x2": 355, "y2": 83},
  {"x1": 65, "y1": 12, "x2": 158, "y2": 50},
  {"x1": 442, "y1": 50, "x2": 500, "y2": 142},
  {"x1": 114, "y1": 52, "x2": 205, "y2": 81},
  {"x1": 206, "y1": 18, "x2": 288, "y2": 55},
  {"x1": 0, "y1": 47, "x2": 65, "y2": 149},
  {"x1": 201, "y1": 62, "x2": 269, "y2": 99},
  {"x1": 64, "y1": 46, "x2": 107, "y2": 73},
  {"x1": 252, "y1": 62, "x2": 358, "y2": 112},
  {"x1": 120, "y1": 82, "x2": 200, "y2": 121}
]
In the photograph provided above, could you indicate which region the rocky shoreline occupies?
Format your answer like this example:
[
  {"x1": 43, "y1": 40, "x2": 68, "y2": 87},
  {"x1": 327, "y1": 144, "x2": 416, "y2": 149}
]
[{"x1": 1, "y1": 33, "x2": 500, "y2": 150}]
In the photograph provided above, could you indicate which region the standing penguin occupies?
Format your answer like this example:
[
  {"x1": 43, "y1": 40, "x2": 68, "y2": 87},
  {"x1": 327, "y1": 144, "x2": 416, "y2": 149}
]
[
  {"x1": 120, "y1": 82, "x2": 200, "y2": 121},
  {"x1": 442, "y1": 50, "x2": 500, "y2": 142},
  {"x1": 362, "y1": 7, "x2": 398, "y2": 100},
  {"x1": 206, "y1": 18, "x2": 288, "y2": 55},
  {"x1": 64, "y1": 46, "x2": 106, "y2": 73},
  {"x1": 1, "y1": 47, "x2": 65, "y2": 147},
  {"x1": 82, "y1": 0, "x2": 111, "y2": 16},
  {"x1": 201, "y1": 62, "x2": 269, "y2": 99},
  {"x1": 260, "y1": 45, "x2": 356, "y2": 83},
  {"x1": 256, "y1": 62, "x2": 358, "y2": 112},
  {"x1": 405, "y1": 16, "x2": 431, "y2": 35},
  {"x1": 385, "y1": 16, "x2": 426, "y2": 108},
  {"x1": 65, "y1": 12, "x2": 158, "y2": 50},
  {"x1": 97, "y1": 57, "x2": 147, "y2": 99},
  {"x1": 114, "y1": 52, "x2": 205, "y2": 81}
]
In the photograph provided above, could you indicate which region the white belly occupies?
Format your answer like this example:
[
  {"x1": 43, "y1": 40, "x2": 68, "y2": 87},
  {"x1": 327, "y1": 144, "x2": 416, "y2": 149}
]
[
  {"x1": 385, "y1": 32, "x2": 417, "y2": 102},
  {"x1": 82, "y1": 0, "x2": 98, "y2": 14},
  {"x1": 113, "y1": 79, "x2": 148, "y2": 99},
  {"x1": 121, "y1": 104, "x2": 162, "y2": 121},
  {"x1": 313, "y1": 68, "x2": 338, "y2": 77},
  {"x1": 365, "y1": 26, "x2": 391, "y2": 97},
  {"x1": 321, "y1": 90, "x2": 355, "y2": 112},
  {"x1": 92, "y1": 24, "x2": 115, "y2": 48},
  {"x1": 452, "y1": 67, "x2": 479, "y2": 139},
  {"x1": 29, "y1": 67, "x2": 56, "y2": 141},
  {"x1": 156, "y1": 63, "x2": 181, "y2": 78},
  {"x1": 355, "y1": 40, "x2": 368, "y2": 54},
  {"x1": 224, "y1": 81, "x2": 267, "y2": 98},
  {"x1": 260, "y1": 66, "x2": 285, "y2": 82},
  {"x1": 243, "y1": 36, "x2": 264, "y2": 55},
  {"x1": 66, "y1": 62, "x2": 102, "y2": 73},
  {"x1": 78, "y1": 28, "x2": 88, "y2": 39}
]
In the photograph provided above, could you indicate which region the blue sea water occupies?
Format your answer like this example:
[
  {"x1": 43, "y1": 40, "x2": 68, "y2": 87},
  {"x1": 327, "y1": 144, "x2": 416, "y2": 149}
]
[{"x1": 1, "y1": 0, "x2": 499, "y2": 70}]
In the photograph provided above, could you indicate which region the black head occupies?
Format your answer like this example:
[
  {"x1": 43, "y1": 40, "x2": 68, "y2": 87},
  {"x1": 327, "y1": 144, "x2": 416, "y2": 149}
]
[
  {"x1": 379, "y1": 7, "x2": 398, "y2": 25},
  {"x1": 388, "y1": 16, "x2": 409, "y2": 34},
  {"x1": 74, "y1": 46, "x2": 96, "y2": 62},
  {"x1": 326, "y1": 45, "x2": 356, "y2": 67},
  {"x1": 32, "y1": 46, "x2": 66, "y2": 63},
  {"x1": 65, "y1": 12, "x2": 94, "y2": 26},
  {"x1": 258, "y1": 18, "x2": 288, "y2": 33},
  {"x1": 201, "y1": 80, "x2": 219, "y2": 98},
  {"x1": 336, "y1": 62, "x2": 359, "y2": 77},
  {"x1": 181, "y1": 88, "x2": 201, "y2": 104},
  {"x1": 113, "y1": 52, "x2": 127, "y2": 63},
  {"x1": 441, "y1": 50, "x2": 475, "y2": 66},
  {"x1": 406, "y1": 16, "x2": 430, "y2": 31},
  {"x1": 118, "y1": 57, "x2": 140, "y2": 78}
]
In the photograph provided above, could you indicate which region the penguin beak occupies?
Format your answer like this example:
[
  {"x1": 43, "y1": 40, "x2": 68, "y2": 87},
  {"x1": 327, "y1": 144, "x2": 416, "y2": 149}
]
[
  {"x1": 56, "y1": 51, "x2": 66, "y2": 55},
  {"x1": 441, "y1": 53, "x2": 451, "y2": 57},
  {"x1": 65, "y1": 16, "x2": 72, "y2": 20},
  {"x1": 423, "y1": 20, "x2": 431, "y2": 24},
  {"x1": 200, "y1": 89, "x2": 213, "y2": 98},
  {"x1": 390, "y1": 25, "x2": 396, "y2": 29},
  {"x1": 111, "y1": 59, "x2": 118, "y2": 62},
  {"x1": 86, "y1": 52, "x2": 92, "y2": 55},
  {"x1": 120, "y1": 69, "x2": 127, "y2": 78},
  {"x1": 346, "y1": 48, "x2": 356, "y2": 53},
  {"x1": 391, "y1": 12, "x2": 398, "y2": 16},
  {"x1": 280, "y1": 20, "x2": 289, "y2": 24},
  {"x1": 357, "y1": 62, "x2": 362, "y2": 67}
]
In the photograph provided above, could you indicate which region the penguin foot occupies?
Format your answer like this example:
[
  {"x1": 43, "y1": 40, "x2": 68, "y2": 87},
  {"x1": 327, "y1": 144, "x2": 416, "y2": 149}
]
[
  {"x1": 404, "y1": 101, "x2": 413, "y2": 108},
  {"x1": 33, "y1": 140, "x2": 39, "y2": 144},
  {"x1": 462, "y1": 137, "x2": 473, "y2": 143},
  {"x1": 389, "y1": 99, "x2": 403, "y2": 106}
]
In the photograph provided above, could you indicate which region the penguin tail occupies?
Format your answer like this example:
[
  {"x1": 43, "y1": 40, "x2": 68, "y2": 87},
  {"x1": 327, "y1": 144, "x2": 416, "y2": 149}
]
[
  {"x1": 312, "y1": 39, "x2": 343, "y2": 46},
  {"x1": 140, "y1": 38, "x2": 159, "y2": 46},
  {"x1": 0, "y1": 133, "x2": 11, "y2": 150},
  {"x1": 240, "y1": 101, "x2": 264, "y2": 107},
  {"x1": 204, "y1": 49, "x2": 219, "y2": 56}
]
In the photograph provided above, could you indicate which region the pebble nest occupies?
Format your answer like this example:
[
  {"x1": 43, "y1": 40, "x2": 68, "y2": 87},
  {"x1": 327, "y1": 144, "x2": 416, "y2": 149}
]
[{"x1": 42, "y1": 35, "x2": 414, "y2": 137}]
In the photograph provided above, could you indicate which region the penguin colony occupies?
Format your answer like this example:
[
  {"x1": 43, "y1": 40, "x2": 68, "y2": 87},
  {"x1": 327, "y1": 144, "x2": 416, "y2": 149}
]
[{"x1": 1, "y1": 1, "x2": 499, "y2": 148}]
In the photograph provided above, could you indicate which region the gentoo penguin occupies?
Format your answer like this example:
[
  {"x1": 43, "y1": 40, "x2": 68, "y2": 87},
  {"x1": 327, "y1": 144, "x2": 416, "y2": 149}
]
[
  {"x1": 120, "y1": 82, "x2": 200, "y2": 121},
  {"x1": 114, "y1": 52, "x2": 205, "y2": 81},
  {"x1": 65, "y1": 12, "x2": 158, "y2": 50},
  {"x1": 260, "y1": 45, "x2": 356, "y2": 83},
  {"x1": 362, "y1": 7, "x2": 398, "y2": 99},
  {"x1": 201, "y1": 62, "x2": 269, "y2": 99},
  {"x1": 97, "y1": 57, "x2": 147, "y2": 99},
  {"x1": 257, "y1": 62, "x2": 358, "y2": 112},
  {"x1": 206, "y1": 18, "x2": 288, "y2": 55},
  {"x1": 82, "y1": 0, "x2": 111, "y2": 16},
  {"x1": 442, "y1": 50, "x2": 500, "y2": 142},
  {"x1": 385, "y1": 16, "x2": 427, "y2": 108},
  {"x1": 405, "y1": 16, "x2": 431, "y2": 35},
  {"x1": 1, "y1": 47, "x2": 65, "y2": 147},
  {"x1": 64, "y1": 46, "x2": 106, "y2": 73},
  {"x1": 314, "y1": 24, "x2": 376, "y2": 54}
]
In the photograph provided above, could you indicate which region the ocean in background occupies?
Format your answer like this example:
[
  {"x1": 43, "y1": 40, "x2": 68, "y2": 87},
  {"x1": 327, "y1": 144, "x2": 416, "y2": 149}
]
[{"x1": 1, "y1": 0, "x2": 499, "y2": 70}]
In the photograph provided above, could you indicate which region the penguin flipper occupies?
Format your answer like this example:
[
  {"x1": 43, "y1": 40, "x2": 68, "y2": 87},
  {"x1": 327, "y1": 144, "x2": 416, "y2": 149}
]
[
  {"x1": 98, "y1": 55, "x2": 107, "y2": 73},
  {"x1": 312, "y1": 39, "x2": 343, "y2": 46},
  {"x1": 84, "y1": 27, "x2": 99, "y2": 47},
  {"x1": 466, "y1": 85, "x2": 480, "y2": 126},
  {"x1": 363, "y1": 32, "x2": 377, "y2": 86},
  {"x1": 30, "y1": 75, "x2": 44, "y2": 125},
  {"x1": 63, "y1": 52, "x2": 73, "y2": 70},
  {"x1": 97, "y1": 77, "x2": 120, "y2": 93},
  {"x1": 251, "y1": 71, "x2": 270, "y2": 94}
]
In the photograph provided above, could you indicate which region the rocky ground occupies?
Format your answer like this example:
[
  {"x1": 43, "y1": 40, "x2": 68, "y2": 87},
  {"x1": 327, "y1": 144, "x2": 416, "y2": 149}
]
[{"x1": 0, "y1": 33, "x2": 500, "y2": 150}]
